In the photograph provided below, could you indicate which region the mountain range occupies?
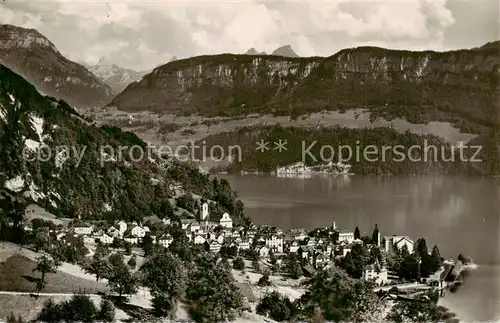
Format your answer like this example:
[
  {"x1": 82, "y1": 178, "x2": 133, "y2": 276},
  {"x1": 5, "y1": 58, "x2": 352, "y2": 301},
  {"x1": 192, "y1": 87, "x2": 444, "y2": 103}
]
[
  {"x1": 244, "y1": 45, "x2": 299, "y2": 57},
  {"x1": 82, "y1": 58, "x2": 149, "y2": 94},
  {"x1": 109, "y1": 43, "x2": 499, "y2": 131},
  {"x1": 0, "y1": 24, "x2": 114, "y2": 110},
  {"x1": 1, "y1": 23, "x2": 498, "y2": 175}
]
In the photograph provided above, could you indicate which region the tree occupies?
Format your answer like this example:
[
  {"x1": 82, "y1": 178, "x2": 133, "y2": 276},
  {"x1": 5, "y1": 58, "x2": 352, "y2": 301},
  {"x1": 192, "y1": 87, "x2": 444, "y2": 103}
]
[
  {"x1": 457, "y1": 253, "x2": 473, "y2": 265},
  {"x1": 111, "y1": 237, "x2": 121, "y2": 249},
  {"x1": 341, "y1": 244, "x2": 368, "y2": 279},
  {"x1": 371, "y1": 224, "x2": 379, "y2": 245},
  {"x1": 85, "y1": 253, "x2": 109, "y2": 282},
  {"x1": 284, "y1": 253, "x2": 301, "y2": 279},
  {"x1": 252, "y1": 259, "x2": 260, "y2": 272},
  {"x1": 354, "y1": 226, "x2": 361, "y2": 240},
  {"x1": 233, "y1": 257, "x2": 245, "y2": 270},
  {"x1": 430, "y1": 245, "x2": 443, "y2": 271},
  {"x1": 415, "y1": 238, "x2": 428, "y2": 259},
  {"x1": 257, "y1": 271, "x2": 272, "y2": 287},
  {"x1": 33, "y1": 254, "x2": 59, "y2": 293},
  {"x1": 107, "y1": 256, "x2": 138, "y2": 299},
  {"x1": 399, "y1": 254, "x2": 421, "y2": 281},
  {"x1": 386, "y1": 292, "x2": 459, "y2": 323},
  {"x1": 176, "y1": 193, "x2": 197, "y2": 214},
  {"x1": 256, "y1": 291, "x2": 295, "y2": 321},
  {"x1": 60, "y1": 294, "x2": 98, "y2": 322},
  {"x1": 369, "y1": 246, "x2": 383, "y2": 265},
  {"x1": 36, "y1": 294, "x2": 102, "y2": 322},
  {"x1": 97, "y1": 299, "x2": 115, "y2": 321},
  {"x1": 141, "y1": 234, "x2": 154, "y2": 256},
  {"x1": 127, "y1": 254, "x2": 137, "y2": 269},
  {"x1": 298, "y1": 267, "x2": 383, "y2": 322},
  {"x1": 140, "y1": 249, "x2": 186, "y2": 317},
  {"x1": 186, "y1": 253, "x2": 245, "y2": 322},
  {"x1": 340, "y1": 252, "x2": 356, "y2": 278},
  {"x1": 269, "y1": 250, "x2": 278, "y2": 271},
  {"x1": 220, "y1": 245, "x2": 238, "y2": 259},
  {"x1": 95, "y1": 243, "x2": 110, "y2": 258},
  {"x1": 36, "y1": 299, "x2": 62, "y2": 322},
  {"x1": 123, "y1": 241, "x2": 132, "y2": 255},
  {"x1": 400, "y1": 244, "x2": 410, "y2": 259},
  {"x1": 158, "y1": 199, "x2": 174, "y2": 219},
  {"x1": 32, "y1": 229, "x2": 50, "y2": 252}
]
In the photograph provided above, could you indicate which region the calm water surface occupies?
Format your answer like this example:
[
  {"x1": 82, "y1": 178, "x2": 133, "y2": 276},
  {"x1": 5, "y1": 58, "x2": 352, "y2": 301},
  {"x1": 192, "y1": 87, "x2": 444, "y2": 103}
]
[{"x1": 220, "y1": 174, "x2": 500, "y2": 322}]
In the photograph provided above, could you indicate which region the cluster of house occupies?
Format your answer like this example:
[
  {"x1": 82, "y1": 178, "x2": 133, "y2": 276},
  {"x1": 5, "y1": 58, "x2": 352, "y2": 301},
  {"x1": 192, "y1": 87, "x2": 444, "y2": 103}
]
[
  {"x1": 25, "y1": 201, "x2": 416, "y2": 286},
  {"x1": 280, "y1": 223, "x2": 415, "y2": 285}
]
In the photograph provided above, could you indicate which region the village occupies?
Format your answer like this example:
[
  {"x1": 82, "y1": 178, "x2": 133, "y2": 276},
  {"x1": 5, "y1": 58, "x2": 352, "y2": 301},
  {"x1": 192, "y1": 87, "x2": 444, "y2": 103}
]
[{"x1": 21, "y1": 197, "x2": 461, "y2": 294}]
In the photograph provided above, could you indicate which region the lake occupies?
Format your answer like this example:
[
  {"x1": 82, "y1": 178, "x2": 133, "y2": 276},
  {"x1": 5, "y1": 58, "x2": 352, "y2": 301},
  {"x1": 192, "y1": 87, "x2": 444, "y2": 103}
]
[{"x1": 220, "y1": 174, "x2": 500, "y2": 322}]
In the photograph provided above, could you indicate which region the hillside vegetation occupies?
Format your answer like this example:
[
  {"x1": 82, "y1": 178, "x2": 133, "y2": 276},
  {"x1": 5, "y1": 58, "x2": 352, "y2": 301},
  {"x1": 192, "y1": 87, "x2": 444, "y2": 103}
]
[
  {"x1": 0, "y1": 64, "x2": 244, "y2": 221},
  {"x1": 197, "y1": 125, "x2": 498, "y2": 175}
]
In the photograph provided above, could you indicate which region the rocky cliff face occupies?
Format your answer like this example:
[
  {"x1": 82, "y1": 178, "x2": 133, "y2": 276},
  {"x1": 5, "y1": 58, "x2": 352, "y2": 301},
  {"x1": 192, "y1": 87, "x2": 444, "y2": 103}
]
[
  {"x1": 0, "y1": 24, "x2": 114, "y2": 109},
  {"x1": 110, "y1": 43, "x2": 499, "y2": 134},
  {"x1": 110, "y1": 54, "x2": 322, "y2": 116}
]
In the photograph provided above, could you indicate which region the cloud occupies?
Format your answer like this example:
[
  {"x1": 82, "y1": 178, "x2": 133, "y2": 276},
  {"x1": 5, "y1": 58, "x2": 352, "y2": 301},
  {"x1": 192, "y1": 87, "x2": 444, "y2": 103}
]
[{"x1": 0, "y1": 0, "x2": 494, "y2": 71}]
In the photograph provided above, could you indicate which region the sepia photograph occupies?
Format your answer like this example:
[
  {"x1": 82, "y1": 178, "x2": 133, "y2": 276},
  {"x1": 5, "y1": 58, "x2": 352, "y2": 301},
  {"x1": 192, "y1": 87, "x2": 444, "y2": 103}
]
[{"x1": 0, "y1": 0, "x2": 499, "y2": 322}]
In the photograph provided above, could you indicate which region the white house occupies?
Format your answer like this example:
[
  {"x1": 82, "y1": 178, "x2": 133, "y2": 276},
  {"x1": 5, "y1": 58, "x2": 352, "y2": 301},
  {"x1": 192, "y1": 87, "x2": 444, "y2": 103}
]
[
  {"x1": 239, "y1": 240, "x2": 251, "y2": 250},
  {"x1": 95, "y1": 233, "x2": 113, "y2": 245},
  {"x1": 289, "y1": 240, "x2": 300, "y2": 253},
  {"x1": 124, "y1": 236, "x2": 138, "y2": 245},
  {"x1": 215, "y1": 234, "x2": 224, "y2": 245},
  {"x1": 384, "y1": 236, "x2": 414, "y2": 254},
  {"x1": 83, "y1": 235, "x2": 94, "y2": 245},
  {"x1": 209, "y1": 241, "x2": 221, "y2": 253},
  {"x1": 265, "y1": 235, "x2": 284, "y2": 253},
  {"x1": 188, "y1": 221, "x2": 201, "y2": 232},
  {"x1": 338, "y1": 231, "x2": 355, "y2": 243},
  {"x1": 181, "y1": 219, "x2": 196, "y2": 230},
  {"x1": 193, "y1": 234, "x2": 206, "y2": 245},
  {"x1": 258, "y1": 246, "x2": 270, "y2": 258},
  {"x1": 158, "y1": 233, "x2": 173, "y2": 248},
  {"x1": 107, "y1": 226, "x2": 121, "y2": 238},
  {"x1": 130, "y1": 224, "x2": 149, "y2": 238},
  {"x1": 307, "y1": 238, "x2": 317, "y2": 247},
  {"x1": 219, "y1": 212, "x2": 233, "y2": 229},
  {"x1": 73, "y1": 223, "x2": 93, "y2": 235},
  {"x1": 363, "y1": 263, "x2": 389, "y2": 285},
  {"x1": 117, "y1": 221, "x2": 127, "y2": 237}
]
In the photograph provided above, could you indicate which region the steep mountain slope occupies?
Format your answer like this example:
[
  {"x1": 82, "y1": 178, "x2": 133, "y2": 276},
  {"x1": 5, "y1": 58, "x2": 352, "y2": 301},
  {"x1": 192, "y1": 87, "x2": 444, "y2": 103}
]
[
  {"x1": 110, "y1": 54, "x2": 322, "y2": 116},
  {"x1": 87, "y1": 57, "x2": 148, "y2": 93},
  {"x1": 0, "y1": 24, "x2": 114, "y2": 109},
  {"x1": 0, "y1": 64, "x2": 244, "y2": 221},
  {"x1": 109, "y1": 44, "x2": 499, "y2": 133}
]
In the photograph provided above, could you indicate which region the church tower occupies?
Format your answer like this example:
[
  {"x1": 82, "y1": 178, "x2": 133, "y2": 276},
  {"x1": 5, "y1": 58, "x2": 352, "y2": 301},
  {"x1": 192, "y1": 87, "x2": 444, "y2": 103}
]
[{"x1": 201, "y1": 202, "x2": 209, "y2": 222}]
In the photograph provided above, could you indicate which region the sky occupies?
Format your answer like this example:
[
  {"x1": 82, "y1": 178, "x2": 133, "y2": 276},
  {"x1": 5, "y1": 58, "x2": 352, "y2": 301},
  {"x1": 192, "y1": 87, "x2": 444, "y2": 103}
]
[{"x1": 1, "y1": 0, "x2": 499, "y2": 71}]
